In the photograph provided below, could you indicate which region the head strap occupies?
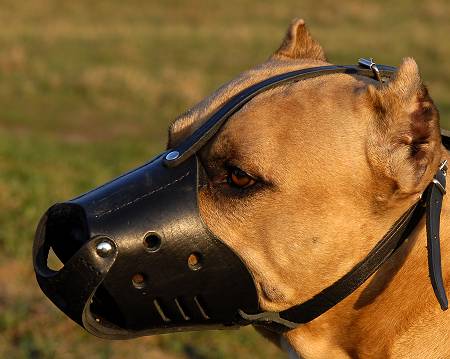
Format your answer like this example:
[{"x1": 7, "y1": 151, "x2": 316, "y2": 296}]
[{"x1": 164, "y1": 61, "x2": 396, "y2": 168}]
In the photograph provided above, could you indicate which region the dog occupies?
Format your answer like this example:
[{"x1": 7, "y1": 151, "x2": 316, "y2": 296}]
[{"x1": 168, "y1": 19, "x2": 449, "y2": 358}]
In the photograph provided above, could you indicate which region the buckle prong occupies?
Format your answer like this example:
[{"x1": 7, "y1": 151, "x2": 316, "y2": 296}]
[{"x1": 439, "y1": 159, "x2": 448, "y2": 175}]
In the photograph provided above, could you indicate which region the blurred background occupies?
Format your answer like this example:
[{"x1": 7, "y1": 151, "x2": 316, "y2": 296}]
[{"x1": 0, "y1": 1, "x2": 449, "y2": 358}]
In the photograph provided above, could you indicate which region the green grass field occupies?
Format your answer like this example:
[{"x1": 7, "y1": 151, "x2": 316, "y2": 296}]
[{"x1": 1, "y1": 1, "x2": 449, "y2": 358}]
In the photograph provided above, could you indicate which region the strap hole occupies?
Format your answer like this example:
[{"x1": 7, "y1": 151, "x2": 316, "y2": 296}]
[{"x1": 143, "y1": 233, "x2": 161, "y2": 252}]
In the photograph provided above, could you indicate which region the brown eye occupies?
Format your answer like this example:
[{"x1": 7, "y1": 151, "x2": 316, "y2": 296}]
[{"x1": 227, "y1": 167, "x2": 256, "y2": 188}]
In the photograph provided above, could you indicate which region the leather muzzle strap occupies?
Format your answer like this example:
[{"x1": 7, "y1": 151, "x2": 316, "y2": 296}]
[
  {"x1": 427, "y1": 160, "x2": 448, "y2": 310},
  {"x1": 241, "y1": 200, "x2": 425, "y2": 331}
]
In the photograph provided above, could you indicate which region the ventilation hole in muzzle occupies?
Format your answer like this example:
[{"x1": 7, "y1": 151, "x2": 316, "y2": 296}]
[
  {"x1": 193, "y1": 295, "x2": 210, "y2": 320},
  {"x1": 47, "y1": 247, "x2": 64, "y2": 271},
  {"x1": 131, "y1": 273, "x2": 147, "y2": 290},
  {"x1": 143, "y1": 233, "x2": 161, "y2": 252},
  {"x1": 174, "y1": 297, "x2": 191, "y2": 321},
  {"x1": 187, "y1": 253, "x2": 203, "y2": 271},
  {"x1": 153, "y1": 299, "x2": 171, "y2": 322}
]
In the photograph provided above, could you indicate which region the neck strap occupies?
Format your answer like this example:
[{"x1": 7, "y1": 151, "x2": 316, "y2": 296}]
[{"x1": 240, "y1": 161, "x2": 448, "y2": 332}]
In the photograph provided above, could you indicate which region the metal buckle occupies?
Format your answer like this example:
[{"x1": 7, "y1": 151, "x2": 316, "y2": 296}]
[
  {"x1": 432, "y1": 160, "x2": 448, "y2": 195},
  {"x1": 358, "y1": 57, "x2": 382, "y2": 82},
  {"x1": 439, "y1": 159, "x2": 448, "y2": 175},
  {"x1": 433, "y1": 179, "x2": 446, "y2": 195}
]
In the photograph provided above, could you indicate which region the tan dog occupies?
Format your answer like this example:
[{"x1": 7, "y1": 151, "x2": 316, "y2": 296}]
[{"x1": 169, "y1": 19, "x2": 449, "y2": 358}]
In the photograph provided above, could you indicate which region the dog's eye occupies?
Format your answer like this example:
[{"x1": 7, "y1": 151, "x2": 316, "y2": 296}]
[{"x1": 227, "y1": 167, "x2": 256, "y2": 188}]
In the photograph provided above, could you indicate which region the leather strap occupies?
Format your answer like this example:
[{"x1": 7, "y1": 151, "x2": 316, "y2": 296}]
[
  {"x1": 240, "y1": 200, "x2": 426, "y2": 330},
  {"x1": 279, "y1": 202, "x2": 425, "y2": 324},
  {"x1": 164, "y1": 64, "x2": 396, "y2": 168},
  {"x1": 426, "y1": 160, "x2": 448, "y2": 310}
]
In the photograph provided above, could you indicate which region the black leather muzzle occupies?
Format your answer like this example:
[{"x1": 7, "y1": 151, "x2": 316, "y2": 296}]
[{"x1": 33, "y1": 154, "x2": 259, "y2": 339}]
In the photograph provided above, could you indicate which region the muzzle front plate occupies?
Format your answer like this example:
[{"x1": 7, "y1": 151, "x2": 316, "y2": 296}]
[{"x1": 33, "y1": 154, "x2": 259, "y2": 339}]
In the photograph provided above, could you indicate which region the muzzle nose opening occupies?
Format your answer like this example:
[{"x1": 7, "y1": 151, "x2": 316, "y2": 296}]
[
  {"x1": 44, "y1": 204, "x2": 127, "y2": 328},
  {"x1": 35, "y1": 203, "x2": 127, "y2": 334}
]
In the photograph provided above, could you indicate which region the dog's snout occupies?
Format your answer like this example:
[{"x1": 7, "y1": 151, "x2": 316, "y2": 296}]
[{"x1": 44, "y1": 203, "x2": 90, "y2": 264}]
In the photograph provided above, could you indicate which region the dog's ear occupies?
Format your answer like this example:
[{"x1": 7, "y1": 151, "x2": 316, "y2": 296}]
[
  {"x1": 272, "y1": 18, "x2": 326, "y2": 61},
  {"x1": 366, "y1": 57, "x2": 442, "y2": 200}
]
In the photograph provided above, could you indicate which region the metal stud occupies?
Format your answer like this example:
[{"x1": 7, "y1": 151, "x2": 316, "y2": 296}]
[
  {"x1": 96, "y1": 240, "x2": 115, "y2": 258},
  {"x1": 165, "y1": 150, "x2": 180, "y2": 161}
]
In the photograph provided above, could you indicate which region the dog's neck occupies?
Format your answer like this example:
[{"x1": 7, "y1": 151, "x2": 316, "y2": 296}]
[{"x1": 281, "y1": 150, "x2": 450, "y2": 359}]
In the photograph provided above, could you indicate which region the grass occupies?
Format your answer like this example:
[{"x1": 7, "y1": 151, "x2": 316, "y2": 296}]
[{"x1": 1, "y1": 0, "x2": 449, "y2": 358}]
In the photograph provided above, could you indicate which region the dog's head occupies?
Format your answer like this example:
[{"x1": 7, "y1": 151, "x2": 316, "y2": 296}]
[
  {"x1": 169, "y1": 19, "x2": 442, "y2": 312},
  {"x1": 33, "y1": 19, "x2": 443, "y2": 338}
]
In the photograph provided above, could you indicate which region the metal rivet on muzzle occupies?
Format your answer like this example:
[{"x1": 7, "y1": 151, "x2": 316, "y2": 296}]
[
  {"x1": 96, "y1": 239, "x2": 115, "y2": 258},
  {"x1": 165, "y1": 151, "x2": 179, "y2": 161}
]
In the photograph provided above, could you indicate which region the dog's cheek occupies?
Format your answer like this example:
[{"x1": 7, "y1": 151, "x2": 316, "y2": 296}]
[{"x1": 198, "y1": 187, "x2": 300, "y2": 310}]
